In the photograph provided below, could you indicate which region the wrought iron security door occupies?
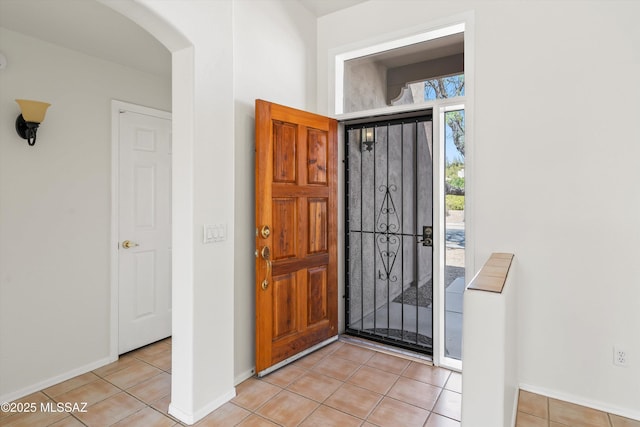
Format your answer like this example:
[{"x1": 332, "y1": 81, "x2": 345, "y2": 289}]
[{"x1": 345, "y1": 115, "x2": 433, "y2": 354}]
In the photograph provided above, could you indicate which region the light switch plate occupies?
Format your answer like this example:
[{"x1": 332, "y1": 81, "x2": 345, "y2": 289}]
[
  {"x1": 215, "y1": 223, "x2": 227, "y2": 242},
  {"x1": 203, "y1": 224, "x2": 215, "y2": 243},
  {"x1": 203, "y1": 224, "x2": 226, "y2": 244}
]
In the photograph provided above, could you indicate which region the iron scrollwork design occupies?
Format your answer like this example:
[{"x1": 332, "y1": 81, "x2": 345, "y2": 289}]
[{"x1": 376, "y1": 185, "x2": 400, "y2": 282}]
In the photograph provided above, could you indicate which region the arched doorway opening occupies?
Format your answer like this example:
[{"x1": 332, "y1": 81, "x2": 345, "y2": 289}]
[{"x1": 98, "y1": 1, "x2": 197, "y2": 424}]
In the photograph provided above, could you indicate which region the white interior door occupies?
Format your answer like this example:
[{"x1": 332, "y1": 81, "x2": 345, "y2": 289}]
[{"x1": 118, "y1": 108, "x2": 172, "y2": 354}]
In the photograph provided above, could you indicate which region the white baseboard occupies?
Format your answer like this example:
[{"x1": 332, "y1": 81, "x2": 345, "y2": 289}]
[
  {"x1": 168, "y1": 404, "x2": 194, "y2": 425},
  {"x1": 510, "y1": 388, "x2": 519, "y2": 427},
  {"x1": 234, "y1": 367, "x2": 255, "y2": 386},
  {"x1": 0, "y1": 355, "x2": 117, "y2": 404},
  {"x1": 169, "y1": 388, "x2": 236, "y2": 425},
  {"x1": 519, "y1": 383, "x2": 640, "y2": 422}
]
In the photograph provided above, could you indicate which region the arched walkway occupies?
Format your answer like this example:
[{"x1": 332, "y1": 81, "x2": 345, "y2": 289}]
[{"x1": 97, "y1": 0, "x2": 199, "y2": 423}]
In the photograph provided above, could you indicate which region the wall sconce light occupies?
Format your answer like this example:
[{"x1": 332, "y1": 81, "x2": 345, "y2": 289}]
[
  {"x1": 15, "y1": 99, "x2": 51, "y2": 146},
  {"x1": 361, "y1": 127, "x2": 375, "y2": 152}
]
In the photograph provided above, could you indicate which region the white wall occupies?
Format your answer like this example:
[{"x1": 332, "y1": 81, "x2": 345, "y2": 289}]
[
  {"x1": 1, "y1": 0, "x2": 317, "y2": 421},
  {"x1": 133, "y1": 0, "x2": 318, "y2": 420},
  {"x1": 104, "y1": 0, "x2": 318, "y2": 420},
  {"x1": 0, "y1": 27, "x2": 170, "y2": 400},
  {"x1": 232, "y1": 0, "x2": 317, "y2": 383},
  {"x1": 318, "y1": 0, "x2": 640, "y2": 420},
  {"x1": 132, "y1": 1, "x2": 237, "y2": 421}
]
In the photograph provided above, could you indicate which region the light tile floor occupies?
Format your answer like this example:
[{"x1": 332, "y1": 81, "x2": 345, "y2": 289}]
[
  {"x1": 516, "y1": 390, "x2": 640, "y2": 427},
  {"x1": 1, "y1": 337, "x2": 461, "y2": 427}
]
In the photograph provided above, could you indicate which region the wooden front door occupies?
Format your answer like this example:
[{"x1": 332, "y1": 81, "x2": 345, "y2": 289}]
[{"x1": 255, "y1": 100, "x2": 338, "y2": 375}]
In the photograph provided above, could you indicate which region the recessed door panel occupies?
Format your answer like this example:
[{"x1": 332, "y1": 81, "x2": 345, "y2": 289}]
[
  {"x1": 133, "y1": 128, "x2": 156, "y2": 152},
  {"x1": 272, "y1": 198, "x2": 297, "y2": 260},
  {"x1": 308, "y1": 198, "x2": 328, "y2": 254},
  {"x1": 272, "y1": 273, "x2": 298, "y2": 340},
  {"x1": 307, "y1": 129, "x2": 328, "y2": 185},
  {"x1": 307, "y1": 266, "x2": 328, "y2": 325},
  {"x1": 273, "y1": 121, "x2": 297, "y2": 183},
  {"x1": 133, "y1": 250, "x2": 156, "y2": 318},
  {"x1": 134, "y1": 164, "x2": 156, "y2": 229}
]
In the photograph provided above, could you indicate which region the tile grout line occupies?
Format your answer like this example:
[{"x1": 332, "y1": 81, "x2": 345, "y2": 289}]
[
  {"x1": 252, "y1": 345, "x2": 408, "y2": 426},
  {"x1": 227, "y1": 402, "x2": 252, "y2": 427},
  {"x1": 253, "y1": 385, "x2": 286, "y2": 417},
  {"x1": 257, "y1": 358, "x2": 348, "y2": 424},
  {"x1": 17, "y1": 339, "x2": 462, "y2": 427},
  {"x1": 289, "y1": 399, "x2": 321, "y2": 427},
  {"x1": 326, "y1": 354, "x2": 449, "y2": 424},
  {"x1": 85, "y1": 343, "x2": 175, "y2": 426},
  {"x1": 430, "y1": 384, "x2": 446, "y2": 417},
  {"x1": 42, "y1": 375, "x2": 124, "y2": 427}
]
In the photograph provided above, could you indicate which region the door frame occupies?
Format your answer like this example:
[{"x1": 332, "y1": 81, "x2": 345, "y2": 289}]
[
  {"x1": 339, "y1": 100, "x2": 468, "y2": 372},
  {"x1": 109, "y1": 100, "x2": 172, "y2": 360},
  {"x1": 331, "y1": 16, "x2": 474, "y2": 371}
]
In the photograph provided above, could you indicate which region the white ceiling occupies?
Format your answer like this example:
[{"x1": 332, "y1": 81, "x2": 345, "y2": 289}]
[
  {"x1": 298, "y1": 0, "x2": 367, "y2": 17},
  {"x1": 0, "y1": 0, "x2": 172, "y2": 78},
  {"x1": 0, "y1": 0, "x2": 367, "y2": 78}
]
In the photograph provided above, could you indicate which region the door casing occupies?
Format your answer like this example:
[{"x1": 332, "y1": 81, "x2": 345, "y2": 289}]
[{"x1": 330, "y1": 16, "x2": 473, "y2": 371}]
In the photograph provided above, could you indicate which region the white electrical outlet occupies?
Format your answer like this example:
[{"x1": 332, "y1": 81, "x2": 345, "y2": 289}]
[{"x1": 613, "y1": 346, "x2": 628, "y2": 367}]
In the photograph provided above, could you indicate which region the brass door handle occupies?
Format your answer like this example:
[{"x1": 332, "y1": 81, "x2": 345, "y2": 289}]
[
  {"x1": 261, "y1": 246, "x2": 271, "y2": 290},
  {"x1": 122, "y1": 240, "x2": 139, "y2": 249}
]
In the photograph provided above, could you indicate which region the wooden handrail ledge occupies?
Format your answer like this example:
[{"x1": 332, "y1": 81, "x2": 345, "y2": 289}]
[{"x1": 467, "y1": 252, "x2": 514, "y2": 293}]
